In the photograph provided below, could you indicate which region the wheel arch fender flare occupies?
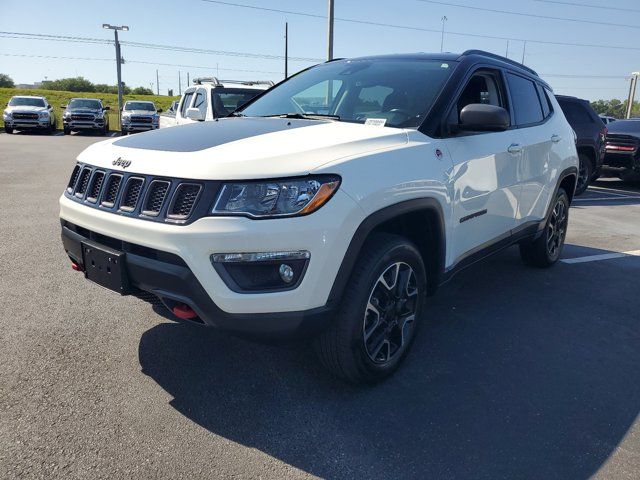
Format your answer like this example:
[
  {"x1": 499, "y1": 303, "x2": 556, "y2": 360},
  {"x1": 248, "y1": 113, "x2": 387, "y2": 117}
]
[{"x1": 326, "y1": 198, "x2": 447, "y2": 307}]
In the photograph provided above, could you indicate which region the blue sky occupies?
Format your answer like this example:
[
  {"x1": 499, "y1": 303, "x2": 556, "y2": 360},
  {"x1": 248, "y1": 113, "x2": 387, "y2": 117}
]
[{"x1": 0, "y1": 0, "x2": 637, "y2": 101}]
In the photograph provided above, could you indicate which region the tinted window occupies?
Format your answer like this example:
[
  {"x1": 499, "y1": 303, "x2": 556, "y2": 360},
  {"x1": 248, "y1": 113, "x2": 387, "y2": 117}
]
[
  {"x1": 452, "y1": 70, "x2": 506, "y2": 125},
  {"x1": 193, "y1": 90, "x2": 207, "y2": 117},
  {"x1": 69, "y1": 99, "x2": 102, "y2": 109},
  {"x1": 242, "y1": 59, "x2": 455, "y2": 128},
  {"x1": 558, "y1": 100, "x2": 593, "y2": 125},
  {"x1": 507, "y1": 73, "x2": 544, "y2": 126},
  {"x1": 180, "y1": 91, "x2": 194, "y2": 117},
  {"x1": 212, "y1": 88, "x2": 263, "y2": 117},
  {"x1": 9, "y1": 97, "x2": 46, "y2": 107},
  {"x1": 536, "y1": 85, "x2": 551, "y2": 118},
  {"x1": 124, "y1": 102, "x2": 155, "y2": 111}
]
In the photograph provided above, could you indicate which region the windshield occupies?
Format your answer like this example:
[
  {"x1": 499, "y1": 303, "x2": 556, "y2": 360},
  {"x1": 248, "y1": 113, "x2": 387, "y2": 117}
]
[
  {"x1": 68, "y1": 99, "x2": 102, "y2": 109},
  {"x1": 212, "y1": 88, "x2": 264, "y2": 117},
  {"x1": 241, "y1": 58, "x2": 456, "y2": 128},
  {"x1": 9, "y1": 97, "x2": 45, "y2": 107},
  {"x1": 124, "y1": 102, "x2": 155, "y2": 111}
]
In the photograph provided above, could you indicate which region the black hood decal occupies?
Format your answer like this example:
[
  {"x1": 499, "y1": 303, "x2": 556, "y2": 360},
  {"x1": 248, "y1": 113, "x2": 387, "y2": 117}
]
[{"x1": 112, "y1": 117, "x2": 323, "y2": 152}]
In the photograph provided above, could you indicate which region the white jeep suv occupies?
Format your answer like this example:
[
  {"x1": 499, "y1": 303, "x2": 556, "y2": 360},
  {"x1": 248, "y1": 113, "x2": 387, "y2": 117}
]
[{"x1": 59, "y1": 51, "x2": 578, "y2": 383}]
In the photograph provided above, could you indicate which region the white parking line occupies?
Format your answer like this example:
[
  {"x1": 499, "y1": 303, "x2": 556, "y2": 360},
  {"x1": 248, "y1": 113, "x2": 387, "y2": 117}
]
[
  {"x1": 573, "y1": 196, "x2": 640, "y2": 202},
  {"x1": 561, "y1": 249, "x2": 640, "y2": 264},
  {"x1": 590, "y1": 185, "x2": 640, "y2": 196}
]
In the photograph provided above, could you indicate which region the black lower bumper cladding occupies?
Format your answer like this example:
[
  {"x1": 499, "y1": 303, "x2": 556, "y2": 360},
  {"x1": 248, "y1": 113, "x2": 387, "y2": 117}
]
[{"x1": 60, "y1": 221, "x2": 332, "y2": 339}]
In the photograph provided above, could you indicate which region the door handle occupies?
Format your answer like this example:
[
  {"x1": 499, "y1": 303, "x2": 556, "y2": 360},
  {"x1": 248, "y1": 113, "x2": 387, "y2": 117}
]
[
  {"x1": 551, "y1": 134, "x2": 562, "y2": 143},
  {"x1": 508, "y1": 143, "x2": 523, "y2": 154}
]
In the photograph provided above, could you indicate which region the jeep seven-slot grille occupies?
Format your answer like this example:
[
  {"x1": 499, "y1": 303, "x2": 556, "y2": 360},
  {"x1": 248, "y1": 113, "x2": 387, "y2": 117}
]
[
  {"x1": 142, "y1": 180, "x2": 170, "y2": 216},
  {"x1": 168, "y1": 184, "x2": 202, "y2": 219},
  {"x1": 64, "y1": 163, "x2": 213, "y2": 224},
  {"x1": 120, "y1": 177, "x2": 144, "y2": 211}
]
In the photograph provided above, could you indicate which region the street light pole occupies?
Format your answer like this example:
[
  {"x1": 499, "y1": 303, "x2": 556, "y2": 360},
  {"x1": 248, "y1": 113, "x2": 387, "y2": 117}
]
[
  {"x1": 102, "y1": 24, "x2": 129, "y2": 128},
  {"x1": 626, "y1": 73, "x2": 639, "y2": 119},
  {"x1": 327, "y1": 0, "x2": 334, "y2": 61},
  {"x1": 284, "y1": 22, "x2": 288, "y2": 79},
  {"x1": 440, "y1": 16, "x2": 447, "y2": 53}
]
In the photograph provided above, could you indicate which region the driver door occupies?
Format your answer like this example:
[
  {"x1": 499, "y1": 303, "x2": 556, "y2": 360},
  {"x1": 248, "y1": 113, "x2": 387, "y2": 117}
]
[{"x1": 442, "y1": 68, "x2": 523, "y2": 266}]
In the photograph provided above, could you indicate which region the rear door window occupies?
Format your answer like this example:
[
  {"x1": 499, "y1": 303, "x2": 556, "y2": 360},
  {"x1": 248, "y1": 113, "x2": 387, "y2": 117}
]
[
  {"x1": 180, "y1": 91, "x2": 194, "y2": 117},
  {"x1": 507, "y1": 73, "x2": 544, "y2": 126}
]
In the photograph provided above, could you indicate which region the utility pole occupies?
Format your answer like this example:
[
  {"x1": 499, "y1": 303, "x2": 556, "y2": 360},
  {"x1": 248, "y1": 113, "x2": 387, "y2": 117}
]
[
  {"x1": 187, "y1": 72, "x2": 190, "y2": 86},
  {"x1": 284, "y1": 22, "x2": 288, "y2": 79},
  {"x1": 521, "y1": 41, "x2": 527, "y2": 65},
  {"x1": 327, "y1": 0, "x2": 334, "y2": 61},
  {"x1": 505, "y1": 40, "x2": 509, "y2": 58},
  {"x1": 626, "y1": 72, "x2": 639, "y2": 119},
  {"x1": 102, "y1": 23, "x2": 129, "y2": 127},
  {"x1": 178, "y1": 71, "x2": 182, "y2": 95},
  {"x1": 156, "y1": 69, "x2": 159, "y2": 95},
  {"x1": 440, "y1": 16, "x2": 447, "y2": 53}
]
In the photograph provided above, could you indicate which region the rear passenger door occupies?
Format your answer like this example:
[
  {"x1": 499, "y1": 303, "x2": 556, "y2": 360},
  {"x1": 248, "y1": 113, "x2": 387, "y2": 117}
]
[
  {"x1": 443, "y1": 68, "x2": 523, "y2": 264},
  {"x1": 506, "y1": 73, "x2": 555, "y2": 226}
]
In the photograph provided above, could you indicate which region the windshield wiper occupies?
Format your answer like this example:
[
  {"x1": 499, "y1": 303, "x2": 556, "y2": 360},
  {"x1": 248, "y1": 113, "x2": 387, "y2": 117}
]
[{"x1": 261, "y1": 113, "x2": 341, "y2": 121}]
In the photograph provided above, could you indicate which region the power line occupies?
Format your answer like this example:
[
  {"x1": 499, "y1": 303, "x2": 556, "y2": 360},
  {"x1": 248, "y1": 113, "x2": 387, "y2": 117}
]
[
  {"x1": 414, "y1": 0, "x2": 640, "y2": 30},
  {"x1": 532, "y1": 0, "x2": 640, "y2": 13},
  {"x1": 0, "y1": 31, "x2": 321, "y2": 62},
  {"x1": 0, "y1": 52, "x2": 283, "y2": 75},
  {"x1": 196, "y1": 2, "x2": 640, "y2": 53}
]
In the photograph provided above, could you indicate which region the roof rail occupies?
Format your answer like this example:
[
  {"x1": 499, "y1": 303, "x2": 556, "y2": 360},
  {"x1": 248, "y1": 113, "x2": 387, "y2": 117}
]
[
  {"x1": 460, "y1": 50, "x2": 538, "y2": 76},
  {"x1": 192, "y1": 77, "x2": 275, "y2": 87}
]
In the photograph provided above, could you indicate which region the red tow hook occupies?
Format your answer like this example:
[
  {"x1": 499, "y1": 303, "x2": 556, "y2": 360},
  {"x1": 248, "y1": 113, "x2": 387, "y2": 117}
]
[
  {"x1": 172, "y1": 303, "x2": 198, "y2": 320},
  {"x1": 71, "y1": 262, "x2": 83, "y2": 272}
]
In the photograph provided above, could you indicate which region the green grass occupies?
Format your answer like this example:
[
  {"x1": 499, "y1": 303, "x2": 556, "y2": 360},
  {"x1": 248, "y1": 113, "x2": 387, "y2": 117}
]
[{"x1": 1, "y1": 87, "x2": 180, "y2": 131}]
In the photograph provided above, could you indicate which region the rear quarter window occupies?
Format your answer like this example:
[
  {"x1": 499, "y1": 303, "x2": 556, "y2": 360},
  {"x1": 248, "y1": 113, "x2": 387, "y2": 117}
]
[
  {"x1": 507, "y1": 73, "x2": 544, "y2": 126},
  {"x1": 558, "y1": 100, "x2": 593, "y2": 125}
]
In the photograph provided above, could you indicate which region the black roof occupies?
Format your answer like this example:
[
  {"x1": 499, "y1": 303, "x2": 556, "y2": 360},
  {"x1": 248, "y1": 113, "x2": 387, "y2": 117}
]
[{"x1": 339, "y1": 50, "x2": 544, "y2": 86}]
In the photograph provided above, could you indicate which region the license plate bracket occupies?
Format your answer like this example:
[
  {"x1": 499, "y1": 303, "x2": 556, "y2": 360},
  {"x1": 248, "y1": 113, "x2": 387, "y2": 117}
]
[{"x1": 81, "y1": 240, "x2": 130, "y2": 295}]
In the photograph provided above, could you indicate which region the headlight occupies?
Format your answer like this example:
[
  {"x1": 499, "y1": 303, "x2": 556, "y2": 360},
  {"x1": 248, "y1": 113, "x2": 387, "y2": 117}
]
[
  {"x1": 212, "y1": 175, "x2": 340, "y2": 218},
  {"x1": 2, "y1": 110, "x2": 10, "y2": 119},
  {"x1": 63, "y1": 112, "x2": 71, "y2": 119},
  {"x1": 39, "y1": 111, "x2": 49, "y2": 119},
  {"x1": 121, "y1": 114, "x2": 130, "y2": 123}
]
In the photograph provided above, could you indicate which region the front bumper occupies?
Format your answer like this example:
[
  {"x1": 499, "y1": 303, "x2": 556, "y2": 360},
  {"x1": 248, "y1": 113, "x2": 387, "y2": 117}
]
[
  {"x1": 59, "y1": 190, "x2": 363, "y2": 336},
  {"x1": 122, "y1": 122, "x2": 159, "y2": 132},
  {"x1": 4, "y1": 119, "x2": 50, "y2": 129},
  {"x1": 64, "y1": 118, "x2": 106, "y2": 130}
]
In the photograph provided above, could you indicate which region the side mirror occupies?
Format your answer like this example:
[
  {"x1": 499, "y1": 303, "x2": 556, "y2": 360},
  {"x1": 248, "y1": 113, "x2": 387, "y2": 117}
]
[
  {"x1": 103, "y1": 106, "x2": 110, "y2": 111},
  {"x1": 156, "y1": 108, "x2": 163, "y2": 113},
  {"x1": 186, "y1": 107, "x2": 205, "y2": 121},
  {"x1": 456, "y1": 104, "x2": 510, "y2": 132},
  {"x1": 61, "y1": 105, "x2": 67, "y2": 109}
]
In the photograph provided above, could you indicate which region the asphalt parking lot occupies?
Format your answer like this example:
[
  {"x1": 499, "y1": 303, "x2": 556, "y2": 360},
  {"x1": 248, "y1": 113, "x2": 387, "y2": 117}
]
[{"x1": 1, "y1": 132, "x2": 639, "y2": 479}]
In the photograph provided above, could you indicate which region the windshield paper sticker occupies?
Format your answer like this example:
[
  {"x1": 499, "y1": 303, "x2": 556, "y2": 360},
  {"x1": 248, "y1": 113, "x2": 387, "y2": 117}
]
[{"x1": 365, "y1": 118, "x2": 387, "y2": 127}]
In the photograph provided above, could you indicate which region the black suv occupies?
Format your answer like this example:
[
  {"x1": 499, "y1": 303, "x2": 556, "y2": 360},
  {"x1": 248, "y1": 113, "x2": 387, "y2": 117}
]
[
  {"x1": 555, "y1": 95, "x2": 606, "y2": 195},
  {"x1": 62, "y1": 98, "x2": 110, "y2": 135},
  {"x1": 603, "y1": 119, "x2": 640, "y2": 181}
]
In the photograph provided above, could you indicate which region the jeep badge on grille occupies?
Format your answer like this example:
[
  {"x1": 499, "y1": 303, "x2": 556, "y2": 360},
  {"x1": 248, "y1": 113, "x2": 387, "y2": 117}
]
[{"x1": 112, "y1": 158, "x2": 131, "y2": 169}]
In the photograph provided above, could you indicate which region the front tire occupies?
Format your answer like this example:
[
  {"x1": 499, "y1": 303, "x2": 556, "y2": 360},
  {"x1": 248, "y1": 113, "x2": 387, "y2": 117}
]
[
  {"x1": 520, "y1": 188, "x2": 570, "y2": 268},
  {"x1": 314, "y1": 234, "x2": 427, "y2": 384},
  {"x1": 4, "y1": 126, "x2": 13, "y2": 134},
  {"x1": 63, "y1": 126, "x2": 71, "y2": 135},
  {"x1": 574, "y1": 153, "x2": 592, "y2": 196}
]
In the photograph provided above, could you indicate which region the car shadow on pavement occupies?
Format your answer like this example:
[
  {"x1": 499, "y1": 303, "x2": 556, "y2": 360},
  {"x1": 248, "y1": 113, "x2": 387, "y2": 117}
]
[{"x1": 138, "y1": 245, "x2": 640, "y2": 479}]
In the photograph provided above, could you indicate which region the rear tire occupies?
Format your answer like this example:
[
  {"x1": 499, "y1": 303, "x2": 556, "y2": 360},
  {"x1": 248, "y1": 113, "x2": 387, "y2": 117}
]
[
  {"x1": 520, "y1": 188, "x2": 570, "y2": 268},
  {"x1": 574, "y1": 153, "x2": 593, "y2": 196},
  {"x1": 314, "y1": 233, "x2": 427, "y2": 384}
]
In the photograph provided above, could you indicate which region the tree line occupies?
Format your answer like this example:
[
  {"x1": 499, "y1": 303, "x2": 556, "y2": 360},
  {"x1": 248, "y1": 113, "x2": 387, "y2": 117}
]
[{"x1": 0, "y1": 74, "x2": 154, "y2": 95}]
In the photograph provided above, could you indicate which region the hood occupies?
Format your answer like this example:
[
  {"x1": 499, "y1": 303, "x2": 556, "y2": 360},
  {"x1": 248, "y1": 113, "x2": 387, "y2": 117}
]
[
  {"x1": 5, "y1": 105, "x2": 47, "y2": 113},
  {"x1": 123, "y1": 110, "x2": 157, "y2": 115},
  {"x1": 77, "y1": 117, "x2": 408, "y2": 180}
]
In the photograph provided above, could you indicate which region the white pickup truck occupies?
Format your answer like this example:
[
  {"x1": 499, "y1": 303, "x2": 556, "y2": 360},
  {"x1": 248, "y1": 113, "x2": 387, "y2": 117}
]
[{"x1": 159, "y1": 77, "x2": 272, "y2": 128}]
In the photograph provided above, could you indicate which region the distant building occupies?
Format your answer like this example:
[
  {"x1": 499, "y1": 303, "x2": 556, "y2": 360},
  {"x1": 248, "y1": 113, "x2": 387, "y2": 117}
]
[{"x1": 15, "y1": 82, "x2": 43, "y2": 89}]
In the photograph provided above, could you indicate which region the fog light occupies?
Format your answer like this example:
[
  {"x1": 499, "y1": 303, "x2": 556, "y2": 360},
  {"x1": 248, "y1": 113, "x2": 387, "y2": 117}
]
[{"x1": 279, "y1": 264, "x2": 294, "y2": 283}]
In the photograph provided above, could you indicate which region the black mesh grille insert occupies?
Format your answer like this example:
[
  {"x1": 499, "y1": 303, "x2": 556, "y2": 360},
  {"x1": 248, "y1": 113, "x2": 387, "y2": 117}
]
[
  {"x1": 86, "y1": 171, "x2": 105, "y2": 202},
  {"x1": 101, "y1": 174, "x2": 123, "y2": 207},
  {"x1": 119, "y1": 177, "x2": 144, "y2": 211},
  {"x1": 142, "y1": 180, "x2": 170, "y2": 216},
  {"x1": 168, "y1": 184, "x2": 201, "y2": 219},
  {"x1": 67, "y1": 165, "x2": 81, "y2": 192},
  {"x1": 75, "y1": 168, "x2": 92, "y2": 197}
]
